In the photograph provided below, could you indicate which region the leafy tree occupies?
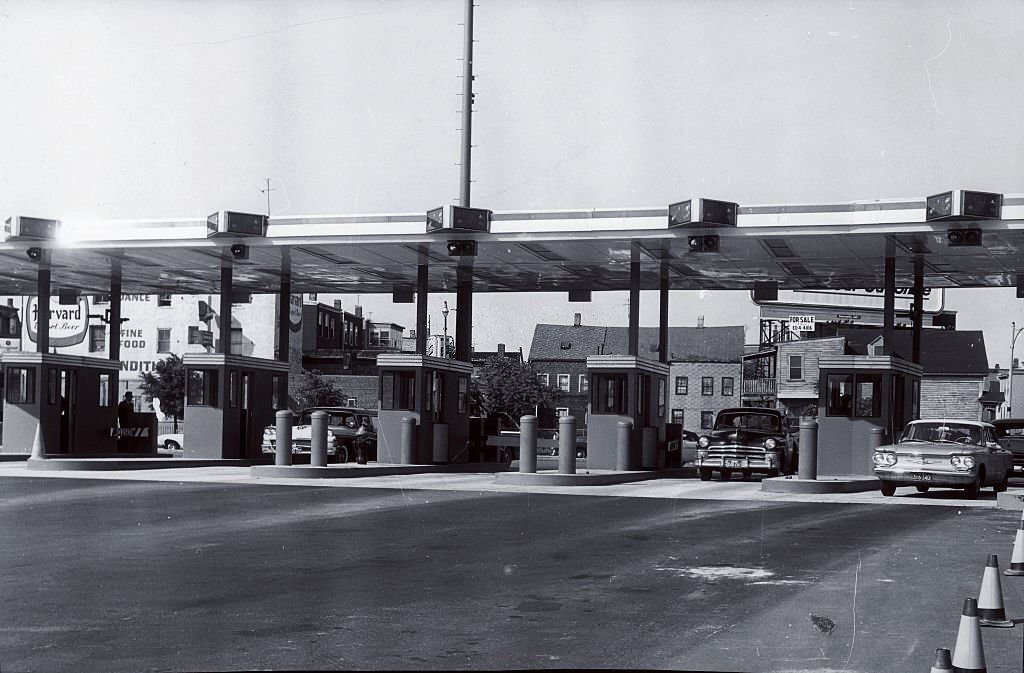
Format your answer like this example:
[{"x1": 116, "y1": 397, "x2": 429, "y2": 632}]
[
  {"x1": 471, "y1": 356, "x2": 550, "y2": 420},
  {"x1": 291, "y1": 369, "x2": 348, "y2": 410},
  {"x1": 139, "y1": 354, "x2": 186, "y2": 431}
]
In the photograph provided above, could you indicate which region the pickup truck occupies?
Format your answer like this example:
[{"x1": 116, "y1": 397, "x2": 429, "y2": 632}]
[{"x1": 695, "y1": 407, "x2": 798, "y2": 481}]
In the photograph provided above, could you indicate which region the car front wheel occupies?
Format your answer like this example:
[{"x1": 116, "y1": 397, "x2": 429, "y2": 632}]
[
  {"x1": 880, "y1": 483, "x2": 896, "y2": 497},
  {"x1": 698, "y1": 468, "x2": 712, "y2": 481},
  {"x1": 164, "y1": 440, "x2": 181, "y2": 452},
  {"x1": 995, "y1": 471, "x2": 1010, "y2": 493}
]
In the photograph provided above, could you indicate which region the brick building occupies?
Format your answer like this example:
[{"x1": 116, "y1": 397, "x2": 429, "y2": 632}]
[{"x1": 528, "y1": 319, "x2": 744, "y2": 430}]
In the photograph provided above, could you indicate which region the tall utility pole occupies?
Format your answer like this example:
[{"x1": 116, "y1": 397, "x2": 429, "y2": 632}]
[
  {"x1": 459, "y1": 0, "x2": 474, "y2": 207},
  {"x1": 259, "y1": 178, "x2": 275, "y2": 216},
  {"x1": 1010, "y1": 321, "x2": 1024, "y2": 417}
]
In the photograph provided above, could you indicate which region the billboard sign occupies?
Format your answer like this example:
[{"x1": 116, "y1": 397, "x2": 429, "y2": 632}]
[
  {"x1": 24, "y1": 296, "x2": 90, "y2": 347},
  {"x1": 752, "y1": 288, "x2": 944, "y2": 314}
]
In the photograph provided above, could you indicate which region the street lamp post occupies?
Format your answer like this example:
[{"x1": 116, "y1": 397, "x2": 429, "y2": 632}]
[
  {"x1": 441, "y1": 301, "x2": 455, "y2": 359},
  {"x1": 1010, "y1": 321, "x2": 1024, "y2": 417}
]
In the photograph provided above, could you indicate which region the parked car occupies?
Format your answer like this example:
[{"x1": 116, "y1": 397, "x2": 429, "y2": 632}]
[
  {"x1": 992, "y1": 418, "x2": 1024, "y2": 471},
  {"x1": 872, "y1": 419, "x2": 1012, "y2": 498},
  {"x1": 695, "y1": 407, "x2": 798, "y2": 480},
  {"x1": 261, "y1": 407, "x2": 377, "y2": 463},
  {"x1": 157, "y1": 433, "x2": 183, "y2": 454}
]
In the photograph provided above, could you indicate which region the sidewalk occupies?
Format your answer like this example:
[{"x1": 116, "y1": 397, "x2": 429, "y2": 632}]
[{"x1": 0, "y1": 460, "x2": 1009, "y2": 508}]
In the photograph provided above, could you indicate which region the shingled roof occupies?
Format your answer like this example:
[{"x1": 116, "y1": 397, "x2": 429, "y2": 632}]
[
  {"x1": 529, "y1": 324, "x2": 744, "y2": 363},
  {"x1": 836, "y1": 327, "x2": 989, "y2": 376}
]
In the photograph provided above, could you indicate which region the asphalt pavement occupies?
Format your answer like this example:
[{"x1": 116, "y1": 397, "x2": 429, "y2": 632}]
[{"x1": 3, "y1": 465, "x2": 1024, "y2": 672}]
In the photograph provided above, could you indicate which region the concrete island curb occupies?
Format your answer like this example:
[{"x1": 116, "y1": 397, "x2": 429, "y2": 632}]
[
  {"x1": 26, "y1": 457, "x2": 264, "y2": 471},
  {"x1": 251, "y1": 462, "x2": 510, "y2": 479},
  {"x1": 495, "y1": 467, "x2": 695, "y2": 486},
  {"x1": 761, "y1": 475, "x2": 880, "y2": 494}
]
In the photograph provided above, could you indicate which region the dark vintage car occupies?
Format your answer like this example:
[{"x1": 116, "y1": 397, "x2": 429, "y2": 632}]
[
  {"x1": 261, "y1": 407, "x2": 377, "y2": 463},
  {"x1": 695, "y1": 407, "x2": 798, "y2": 481},
  {"x1": 992, "y1": 419, "x2": 1024, "y2": 471},
  {"x1": 872, "y1": 419, "x2": 1012, "y2": 498}
]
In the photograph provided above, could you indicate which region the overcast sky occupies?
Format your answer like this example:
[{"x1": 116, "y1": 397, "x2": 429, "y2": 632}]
[{"x1": 2, "y1": 0, "x2": 1023, "y2": 361}]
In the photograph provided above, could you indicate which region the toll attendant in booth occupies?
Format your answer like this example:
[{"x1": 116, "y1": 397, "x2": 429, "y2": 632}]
[{"x1": 117, "y1": 391, "x2": 135, "y2": 433}]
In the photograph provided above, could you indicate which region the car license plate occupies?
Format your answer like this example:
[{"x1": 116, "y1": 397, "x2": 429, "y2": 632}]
[
  {"x1": 724, "y1": 459, "x2": 743, "y2": 468},
  {"x1": 907, "y1": 472, "x2": 932, "y2": 481}
]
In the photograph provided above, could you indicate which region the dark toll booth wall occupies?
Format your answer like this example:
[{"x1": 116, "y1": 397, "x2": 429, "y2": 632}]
[
  {"x1": 816, "y1": 354, "x2": 922, "y2": 475},
  {"x1": 1, "y1": 353, "x2": 120, "y2": 455},
  {"x1": 585, "y1": 355, "x2": 669, "y2": 470}
]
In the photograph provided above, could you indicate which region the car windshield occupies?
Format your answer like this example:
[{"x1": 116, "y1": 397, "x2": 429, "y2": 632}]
[
  {"x1": 714, "y1": 412, "x2": 779, "y2": 432},
  {"x1": 995, "y1": 424, "x2": 1024, "y2": 438},
  {"x1": 902, "y1": 422, "x2": 983, "y2": 445}
]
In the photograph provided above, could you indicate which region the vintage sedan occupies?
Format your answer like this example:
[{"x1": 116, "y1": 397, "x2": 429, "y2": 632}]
[
  {"x1": 992, "y1": 418, "x2": 1024, "y2": 471},
  {"x1": 696, "y1": 407, "x2": 798, "y2": 481},
  {"x1": 872, "y1": 419, "x2": 1012, "y2": 498},
  {"x1": 261, "y1": 407, "x2": 377, "y2": 463}
]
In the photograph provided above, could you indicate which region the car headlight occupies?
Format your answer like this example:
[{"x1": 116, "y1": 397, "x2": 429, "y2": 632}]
[
  {"x1": 872, "y1": 451, "x2": 897, "y2": 467},
  {"x1": 764, "y1": 438, "x2": 777, "y2": 450},
  {"x1": 698, "y1": 436, "x2": 710, "y2": 448},
  {"x1": 951, "y1": 454, "x2": 976, "y2": 470}
]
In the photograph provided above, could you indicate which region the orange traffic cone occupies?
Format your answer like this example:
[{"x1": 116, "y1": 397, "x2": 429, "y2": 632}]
[
  {"x1": 978, "y1": 554, "x2": 1013, "y2": 627},
  {"x1": 929, "y1": 647, "x2": 953, "y2": 672},
  {"x1": 951, "y1": 598, "x2": 986, "y2": 673},
  {"x1": 1005, "y1": 512, "x2": 1024, "y2": 576}
]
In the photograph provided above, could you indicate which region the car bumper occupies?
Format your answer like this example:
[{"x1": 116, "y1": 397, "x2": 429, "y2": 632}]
[
  {"x1": 697, "y1": 448, "x2": 779, "y2": 473},
  {"x1": 874, "y1": 467, "x2": 976, "y2": 487}
]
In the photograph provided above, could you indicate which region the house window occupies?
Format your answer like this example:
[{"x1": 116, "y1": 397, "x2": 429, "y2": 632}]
[
  {"x1": 556, "y1": 407, "x2": 569, "y2": 417},
  {"x1": 789, "y1": 355, "x2": 803, "y2": 380},
  {"x1": 675, "y1": 376, "x2": 688, "y2": 395},
  {"x1": 721, "y1": 377, "x2": 734, "y2": 396},
  {"x1": 700, "y1": 411, "x2": 714, "y2": 429},
  {"x1": 5, "y1": 367, "x2": 35, "y2": 404},
  {"x1": 157, "y1": 293, "x2": 172, "y2": 307},
  {"x1": 578, "y1": 374, "x2": 589, "y2": 393},
  {"x1": 557, "y1": 374, "x2": 570, "y2": 392},
  {"x1": 701, "y1": 377, "x2": 714, "y2": 396},
  {"x1": 157, "y1": 328, "x2": 171, "y2": 353},
  {"x1": 89, "y1": 325, "x2": 107, "y2": 353},
  {"x1": 671, "y1": 409, "x2": 684, "y2": 425},
  {"x1": 230, "y1": 328, "x2": 244, "y2": 353},
  {"x1": 537, "y1": 373, "x2": 549, "y2": 387}
]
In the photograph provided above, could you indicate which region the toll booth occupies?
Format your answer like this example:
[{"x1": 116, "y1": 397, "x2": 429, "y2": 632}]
[
  {"x1": 816, "y1": 353, "x2": 922, "y2": 475},
  {"x1": 585, "y1": 355, "x2": 669, "y2": 470},
  {"x1": 1, "y1": 352, "x2": 121, "y2": 456},
  {"x1": 182, "y1": 353, "x2": 289, "y2": 460},
  {"x1": 376, "y1": 354, "x2": 473, "y2": 464}
]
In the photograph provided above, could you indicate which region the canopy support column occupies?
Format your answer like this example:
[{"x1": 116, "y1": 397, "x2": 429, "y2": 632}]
[
  {"x1": 628, "y1": 245, "x2": 640, "y2": 357},
  {"x1": 912, "y1": 256, "x2": 924, "y2": 364},
  {"x1": 883, "y1": 255, "x2": 895, "y2": 355},
  {"x1": 36, "y1": 261, "x2": 50, "y2": 354},
  {"x1": 417, "y1": 264, "x2": 429, "y2": 355},
  {"x1": 658, "y1": 262, "x2": 669, "y2": 364},
  {"x1": 455, "y1": 262, "x2": 473, "y2": 361},
  {"x1": 219, "y1": 265, "x2": 233, "y2": 355}
]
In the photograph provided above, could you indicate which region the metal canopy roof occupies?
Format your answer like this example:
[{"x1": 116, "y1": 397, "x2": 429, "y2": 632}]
[{"x1": 2, "y1": 195, "x2": 1023, "y2": 296}]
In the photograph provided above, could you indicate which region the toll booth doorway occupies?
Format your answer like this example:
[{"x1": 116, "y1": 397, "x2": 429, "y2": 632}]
[{"x1": 57, "y1": 368, "x2": 75, "y2": 454}]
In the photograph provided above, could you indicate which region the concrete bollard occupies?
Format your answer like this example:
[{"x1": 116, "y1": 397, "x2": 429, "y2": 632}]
[
  {"x1": 400, "y1": 416, "x2": 416, "y2": 465},
  {"x1": 310, "y1": 410, "x2": 328, "y2": 467},
  {"x1": 432, "y1": 422, "x2": 449, "y2": 464},
  {"x1": 616, "y1": 420, "x2": 633, "y2": 471},
  {"x1": 641, "y1": 427, "x2": 658, "y2": 470},
  {"x1": 519, "y1": 415, "x2": 537, "y2": 473},
  {"x1": 274, "y1": 410, "x2": 293, "y2": 466},
  {"x1": 798, "y1": 417, "x2": 818, "y2": 480},
  {"x1": 558, "y1": 416, "x2": 576, "y2": 475}
]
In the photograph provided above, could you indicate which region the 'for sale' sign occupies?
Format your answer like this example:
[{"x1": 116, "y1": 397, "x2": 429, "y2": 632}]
[{"x1": 788, "y1": 315, "x2": 816, "y2": 332}]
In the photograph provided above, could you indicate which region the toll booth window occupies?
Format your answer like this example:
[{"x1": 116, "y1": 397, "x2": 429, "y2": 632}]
[
  {"x1": 381, "y1": 372, "x2": 415, "y2": 411},
  {"x1": 426, "y1": 371, "x2": 443, "y2": 414},
  {"x1": 657, "y1": 378, "x2": 666, "y2": 418},
  {"x1": 637, "y1": 374, "x2": 649, "y2": 419},
  {"x1": 826, "y1": 374, "x2": 854, "y2": 416},
  {"x1": 591, "y1": 373, "x2": 627, "y2": 414},
  {"x1": 228, "y1": 371, "x2": 238, "y2": 408},
  {"x1": 458, "y1": 377, "x2": 468, "y2": 414},
  {"x1": 98, "y1": 373, "x2": 112, "y2": 407},
  {"x1": 6, "y1": 367, "x2": 35, "y2": 405},
  {"x1": 187, "y1": 369, "x2": 218, "y2": 407},
  {"x1": 855, "y1": 374, "x2": 882, "y2": 418},
  {"x1": 911, "y1": 379, "x2": 921, "y2": 420},
  {"x1": 271, "y1": 375, "x2": 282, "y2": 410},
  {"x1": 47, "y1": 368, "x2": 58, "y2": 405}
]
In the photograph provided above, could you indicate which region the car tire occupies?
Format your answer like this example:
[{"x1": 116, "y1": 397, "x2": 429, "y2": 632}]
[
  {"x1": 699, "y1": 468, "x2": 712, "y2": 481},
  {"x1": 964, "y1": 472, "x2": 982, "y2": 500},
  {"x1": 915, "y1": 485, "x2": 930, "y2": 493},
  {"x1": 337, "y1": 444, "x2": 351, "y2": 463},
  {"x1": 767, "y1": 468, "x2": 780, "y2": 478},
  {"x1": 720, "y1": 469, "x2": 732, "y2": 482},
  {"x1": 880, "y1": 483, "x2": 896, "y2": 497},
  {"x1": 996, "y1": 472, "x2": 1010, "y2": 493},
  {"x1": 165, "y1": 440, "x2": 181, "y2": 452}
]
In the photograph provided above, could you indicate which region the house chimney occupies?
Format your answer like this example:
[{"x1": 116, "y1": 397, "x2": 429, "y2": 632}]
[
  {"x1": 355, "y1": 305, "x2": 363, "y2": 318},
  {"x1": 697, "y1": 315, "x2": 704, "y2": 328},
  {"x1": 498, "y1": 343, "x2": 505, "y2": 355},
  {"x1": 334, "y1": 300, "x2": 343, "y2": 311},
  {"x1": 573, "y1": 313, "x2": 582, "y2": 327}
]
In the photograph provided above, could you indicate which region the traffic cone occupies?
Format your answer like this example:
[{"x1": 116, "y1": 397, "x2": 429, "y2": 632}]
[
  {"x1": 951, "y1": 598, "x2": 986, "y2": 673},
  {"x1": 29, "y1": 422, "x2": 46, "y2": 459},
  {"x1": 978, "y1": 554, "x2": 1013, "y2": 627},
  {"x1": 929, "y1": 647, "x2": 953, "y2": 672},
  {"x1": 1005, "y1": 512, "x2": 1024, "y2": 576}
]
